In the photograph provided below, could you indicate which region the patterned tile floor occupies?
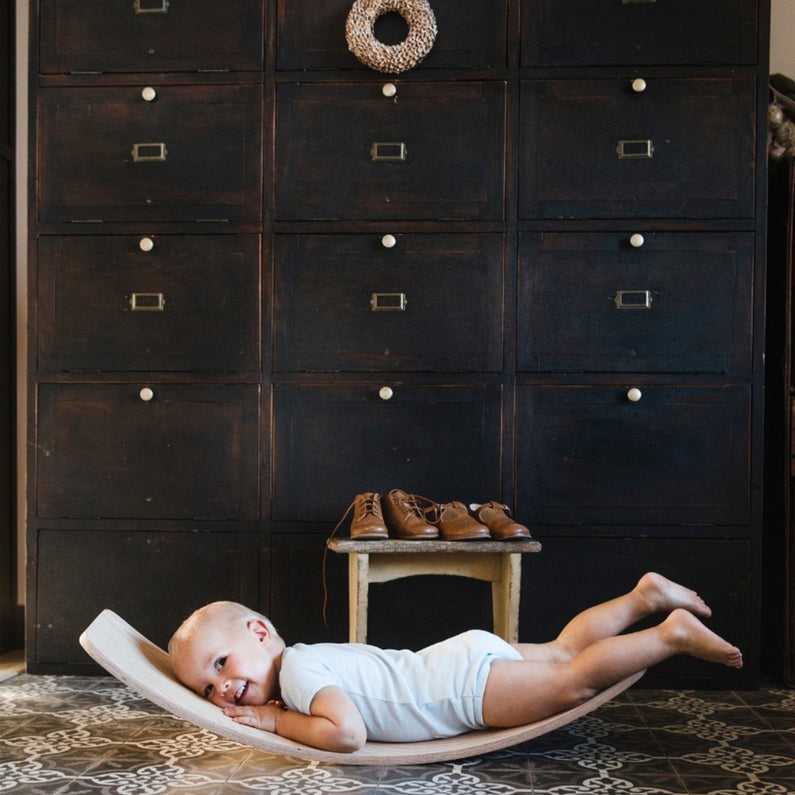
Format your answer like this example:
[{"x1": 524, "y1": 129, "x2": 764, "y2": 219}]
[{"x1": 0, "y1": 674, "x2": 793, "y2": 794}]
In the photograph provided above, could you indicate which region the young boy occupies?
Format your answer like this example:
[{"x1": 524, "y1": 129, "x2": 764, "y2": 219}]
[{"x1": 168, "y1": 572, "x2": 742, "y2": 753}]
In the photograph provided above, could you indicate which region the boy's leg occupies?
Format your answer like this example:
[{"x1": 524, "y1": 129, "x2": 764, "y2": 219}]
[
  {"x1": 512, "y1": 572, "x2": 711, "y2": 663},
  {"x1": 483, "y1": 609, "x2": 742, "y2": 728}
]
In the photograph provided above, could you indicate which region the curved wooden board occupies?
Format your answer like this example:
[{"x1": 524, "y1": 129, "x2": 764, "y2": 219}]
[{"x1": 79, "y1": 609, "x2": 643, "y2": 766}]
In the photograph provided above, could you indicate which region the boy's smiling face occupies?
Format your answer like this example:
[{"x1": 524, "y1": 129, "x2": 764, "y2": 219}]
[{"x1": 173, "y1": 617, "x2": 280, "y2": 709}]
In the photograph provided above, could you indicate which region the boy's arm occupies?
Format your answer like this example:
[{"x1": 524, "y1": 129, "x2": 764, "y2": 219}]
[{"x1": 223, "y1": 686, "x2": 367, "y2": 753}]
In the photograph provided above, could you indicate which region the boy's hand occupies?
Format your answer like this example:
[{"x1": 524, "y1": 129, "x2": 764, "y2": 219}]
[
  {"x1": 223, "y1": 699, "x2": 287, "y2": 732},
  {"x1": 223, "y1": 687, "x2": 366, "y2": 753}
]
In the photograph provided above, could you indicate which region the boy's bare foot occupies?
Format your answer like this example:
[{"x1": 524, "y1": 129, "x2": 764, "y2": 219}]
[
  {"x1": 636, "y1": 572, "x2": 712, "y2": 618},
  {"x1": 664, "y1": 609, "x2": 743, "y2": 668}
]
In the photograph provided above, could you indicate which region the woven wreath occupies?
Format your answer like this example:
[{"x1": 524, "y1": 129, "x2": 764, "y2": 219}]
[{"x1": 346, "y1": 0, "x2": 437, "y2": 74}]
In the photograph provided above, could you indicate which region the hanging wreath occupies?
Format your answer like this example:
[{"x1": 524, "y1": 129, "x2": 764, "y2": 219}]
[{"x1": 346, "y1": 0, "x2": 437, "y2": 74}]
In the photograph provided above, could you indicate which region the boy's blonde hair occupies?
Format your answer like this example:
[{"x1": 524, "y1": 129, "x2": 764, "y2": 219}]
[{"x1": 168, "y1": 601, "x2": 277, "y2": 663}]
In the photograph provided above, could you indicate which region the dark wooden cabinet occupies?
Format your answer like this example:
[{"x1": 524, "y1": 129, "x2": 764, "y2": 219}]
[
  {"x1": 519, "y1": 77, "x2": 757, "y2": 219},
  {"x1": 274, "y1": 233, "x2": 503, "y2": 372},
  {"x1": 517, "y1": 232, "x2": 754, "y2": 373},
  {"x1": 36, "y1": 383, "x2": 261, "y2": 520},
  {"x1": 37, "y1": 234, "x2": 261, "y2": 372},
  {"x1": 28, "y1": 0, "x2": 266, "y2": 668},
  {"x1": 275, "y1": 81, "x2": 506, "y2": 221},
  {"x1": 37, "y1": 83, "x2": 263, "y2": 224},
  {"x1": 521, "y1": 536, "x2": 755, "y2": 684},
  {"x1": 521, "y1": 0, "x2": 759, "y2": 66},
  {"x1": 272, "y1": 383, "x2": 502, "y2": 522},
  {"x1": 276, "y1": 0, "x2": 507, "y2": 71},
  {"x1": 516, "y1": 384, "x2": 752, "y2": 527},
  {"x1": 39, "y1": 0, "x2": 264, "y2": 73},
  {"x1": 31, "y1": 528, "x2": 260, "y2": 665},
  {"x1": 28, "y1": 0, "x2": 770, "y2": 685}
]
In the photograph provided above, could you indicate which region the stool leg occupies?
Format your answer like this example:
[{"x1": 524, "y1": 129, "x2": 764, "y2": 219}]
[
  {"x1": 492, "y1": 553, "x2": 521, "y2": 643},
  {"x1": 348, "y1": 553, "x2": 370, "y2": 644}
]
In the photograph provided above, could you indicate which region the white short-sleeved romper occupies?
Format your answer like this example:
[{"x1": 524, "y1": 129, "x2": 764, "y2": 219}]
[{"x1": 278, "y1": 629, "x2": 523, "y2": 742}]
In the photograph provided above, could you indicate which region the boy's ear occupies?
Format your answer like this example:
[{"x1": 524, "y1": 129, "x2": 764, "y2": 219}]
[{"x1": 247, "y1": 618, "x2": 272, "y2": 644}]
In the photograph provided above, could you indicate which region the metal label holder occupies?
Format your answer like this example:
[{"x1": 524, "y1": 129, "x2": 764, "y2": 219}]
[
  {"x1": 370, "y1": 292, "x2": 407, "y2": 311},
  {"x1": 130, "y1": 292, "x2": 166, "y2": 311},
  {"x1": 614, "y1": 290, "x2": 652, "y2": 309},
  {"x1": 134, "y1": 0, "x2": 170, "y2": 13},
  {"x1": 132, "y1": 142, "x2": 167, "y2": 162},
  {"x1": 370, "y1": 142, "x2": 407, "y2": 162}
]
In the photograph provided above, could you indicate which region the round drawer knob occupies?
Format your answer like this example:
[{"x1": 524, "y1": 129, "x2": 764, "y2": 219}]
[
  {"x1": 632, "y1": 78, "x2": 647, "y2": 93},
  {"x1": 139, "y1": 237, "x2": 154, "y2": 252},
  {"x1": 382, "y1": 82, "x2": 397, "y2": 98},
  {"x1": 139, "y1": 387, "x2": 155, "y2": 402},
  {"x1": 381, "y1": 234, "x2": 397, "y2": 249},
  {"x1": 141, "y1": 86, "x2": 157, "y2": 102},
  {"x1": 627, "y1": 387, "x2": 643, "y2": 403},
  {"x1": 629, "y1": 233, "x2": 645, "y2": 248},
  {"x1": 379, "y1": 386, "x2": 394, "y2": 401}
]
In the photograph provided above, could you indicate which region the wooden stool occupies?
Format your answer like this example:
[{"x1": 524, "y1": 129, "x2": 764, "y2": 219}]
[{"x1": 326, "y1": 538, "x2": 542, "y2": 644}]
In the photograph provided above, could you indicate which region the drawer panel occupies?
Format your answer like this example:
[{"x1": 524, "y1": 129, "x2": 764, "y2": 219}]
[
  {"x1": 277, "y1": 0, "x2": 507, "y2": 70},
  {"x1": 519, "y1": 77, "x2": 756, "y2": 219},
  {"x1": 36, "y1": 383, "x2": 260, "y2": 519},
  {"x1": 521, "y1": 0, "x2": 758, "y2": 67},
  {"x1": 37, "y1": 235, "x2": 261, "y2": 372},
  {"x1": 272, "y1": 383, "x2": 502, "y2": 521},
  {"x1": 276, "y1": 82, "x2": 506, "y2": 221},
  {"x1": 32, "y1": 529, "x2": 260, "y2": 667},
  {"x1": 518, "y1": 232, "x2": 754, "y2": 373},
  {"x1": 516, "y1": 384, "x2": 752, "y2": 526},
  {"x1": 274, "y1": 233, "x2": 503, "y2": 372},
  {"x1": 521, "y1": 536, "x2": 753, "y2": 687},
  {"x1": 39, "y1": 0, "x2": 264, "y2": 73},
  {"x1": 270, "y1": 531, "x2": 493, "y2": 650},
  {"x1": 38, "y1": 84, "x2": 263, "y2": 223}
]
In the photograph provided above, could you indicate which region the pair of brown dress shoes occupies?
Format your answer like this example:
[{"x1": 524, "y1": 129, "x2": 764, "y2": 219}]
[{"x1": 350, "y1": 489, "x2": 531, "y2": 541}]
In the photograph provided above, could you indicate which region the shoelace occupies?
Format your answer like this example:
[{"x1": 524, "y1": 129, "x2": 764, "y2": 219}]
[
  {"x1": 394, "y1": 492, "x2": 441, "y2": 523},
  {"x1": 321, "y1": 492, "x2": 391, "y2": 630},
  {"x1": 321, "y1": 492, "x2": 449, "y2": 629},
  {"x1": 397, "y1": 493, "x2": 422, "y2": 517},
  {"x1": 321, "y1": 497, "x2": 356, "y2": 630},
  {"x1": 355, "y1": 493, "x2": 381, "y2": 521},
  {"x1": 420, "y1": 495, "x2": 443, "y2": 524}
]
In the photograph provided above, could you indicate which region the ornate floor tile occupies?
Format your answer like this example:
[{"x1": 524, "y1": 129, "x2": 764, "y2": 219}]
[
  {"x1": 0, "y1": 676, "x2": 793, "y2": 794},
  {"x1": 379, "y1": 757, "x2": 534, "y2": 794},
  {"x1": 227, "y1": 759, "x2": 386, "y2": 793}
]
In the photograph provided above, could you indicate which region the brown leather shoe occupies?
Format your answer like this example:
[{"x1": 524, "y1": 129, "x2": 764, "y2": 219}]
[
  {"x1": 469, "y1": 501, "x2": 531, "y2": 540},
  {"x1": 435, "y1": 501, "x2": 490, "y2": 541},
  {"x1": 381, "y1": 489, "x2": 438, "y2": 539},
  {"x1": 350, "y1": 492, "x2": 388, "y2": 540}
]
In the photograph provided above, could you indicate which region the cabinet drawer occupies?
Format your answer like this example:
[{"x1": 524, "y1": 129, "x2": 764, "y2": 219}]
[
  {"x1": 37, "y1": 235, "x2": 261, "y2": 372},
  {"x1": 516, "y1": 384, "x2": 751, "y2": 526},
  {"x1": 518, "y1": 232, "x2": 754, "y2": 373},
  {"x1": 39, "y1": 0, "x2": 264, "y2": 73},
  {"x1": 270, "y1": 531, "x2": 492, "y2": 649},
  {"x1": 272, "y1": 383, "x2": 502, "y2": 521},
  {"x1": 274, "y1": 233, "x2": 503, "y2": 372},
  {"x1": 38, "y1": 84, "x2": 263, "y2": 223},
  {"x1": 521, "y1": 536, "x2": 753, "y2": 687},
  {"x1": 36, "y1": 383, "x2": 260, "y2": 519},
  {"x1": 277, "y1": 0, "x2": 507, "y2": 70},
  {"x1": 521, "y1": 0, "x2": 758, "y2": 67},
  {"x1": 32, "y1": 528, "x2": 260, "y2": 667},
  {"x1": 276, "y1": 82, "x2": 506, "y2": 221},
  {"x1": 519, "y1": 77, "x2": 756, "y2": 219}
]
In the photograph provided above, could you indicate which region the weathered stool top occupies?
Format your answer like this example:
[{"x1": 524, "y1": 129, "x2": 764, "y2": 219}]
[{"x1": 327, "y1": 538, "x2": 542, "y2": 554}]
